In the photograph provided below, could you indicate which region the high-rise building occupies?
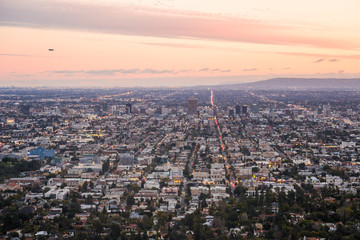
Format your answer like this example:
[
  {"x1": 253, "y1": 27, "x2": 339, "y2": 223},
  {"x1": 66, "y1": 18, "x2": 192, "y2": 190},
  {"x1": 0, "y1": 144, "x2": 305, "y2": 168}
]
[
  {"x1": 111, "y1": 105, "x2": 121, "y2": 116},
  {"x1": 188, "y1": 98, "x2": 198, "y2": 115},
  {"x1": 241, "y1": 105, "x2": 248, "y2": 114},
  {"x1": 323, "y1": 104, "x2": 331, "y2": 116},
  {"x1": 235, "y1": 105, "x2": 241, "y2": 115},
  {"x1": 102, "y1": 103, "x2": 108, "y2": 112},
  {"x1": 317, "y1": 108, "x2": 323, "y2": 115},
  {"x1": 20, "y1": 105, "x2": 30, "y2": 115},
  {"x1": 125, "y1": 103, "x2": 132, "y2": 114},
  {"x1": 250, "y1": 104, "x2": 259, "y2": 114}
]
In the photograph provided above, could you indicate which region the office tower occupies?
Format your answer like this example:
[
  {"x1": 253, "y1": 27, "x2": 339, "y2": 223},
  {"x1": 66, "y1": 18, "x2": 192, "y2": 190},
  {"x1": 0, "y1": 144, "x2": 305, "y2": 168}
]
[
  {"x1": 111, "y1": 105, "x2": 121, "y2": 116},
  {"x1": 250, "y1": 104, "x2": 259, "y2": 114},
  {"x1": 102, "y1": 103, "x2": 108, "y2": 112},
  {"x1": 323, "y1": 104, "x2": 331, "y2": 116},
  {"x1": 229, "y1": 109, "x2": 234, "y2": 117},
  {"x1": 188, "y1": 98, "x2": 198, "y2": 115},
  {"x1": 317, "y1": 108, "x2": 323, "y2": 115},
  {"x1": 235, "y1": 105, "x2": 241, "y2": 115},
  {"x1": 20, "y1": 105, "x2": 30, "y2": 115},
  {"x1": 241, "y1": 105, "x2": 248, "y2": 114},
  {"x1": 125, "y1": 103, "x2": 132, "y2": 114}
]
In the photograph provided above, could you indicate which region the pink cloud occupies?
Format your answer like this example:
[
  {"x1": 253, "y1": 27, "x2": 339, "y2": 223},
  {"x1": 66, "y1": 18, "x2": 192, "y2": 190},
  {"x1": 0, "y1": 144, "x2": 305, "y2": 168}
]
[
  {"x1": 43, "y1": 67, "x2": 231, "y2": 76},
  {"x1": 276, "y1": 51, "x2": 360, "y2": 59},
  {"x1": 1, "y1": 0, "x2": 357, "y2": 49},
  {"x1": 314, "y1": 58, "x2": 325, "y2": 63}
]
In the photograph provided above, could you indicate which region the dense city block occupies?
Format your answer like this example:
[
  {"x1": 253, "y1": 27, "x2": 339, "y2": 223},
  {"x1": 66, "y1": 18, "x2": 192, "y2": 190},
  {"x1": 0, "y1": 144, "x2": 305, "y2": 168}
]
[{"x1": 1, "y1": 88, "x2": 360, "y2": 239}]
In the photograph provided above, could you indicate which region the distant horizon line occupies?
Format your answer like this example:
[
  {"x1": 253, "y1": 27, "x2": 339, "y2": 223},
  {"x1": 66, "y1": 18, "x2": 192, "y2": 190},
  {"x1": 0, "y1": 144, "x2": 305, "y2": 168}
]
[{"x1": 2, "y1": 76, "x2": 360, "y2": 89}]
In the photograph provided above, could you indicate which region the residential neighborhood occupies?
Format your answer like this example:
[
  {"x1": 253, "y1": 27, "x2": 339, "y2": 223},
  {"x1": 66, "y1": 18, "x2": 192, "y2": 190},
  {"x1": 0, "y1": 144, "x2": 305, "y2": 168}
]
[{"x1": 1, "y1": 88, "x2": 360, "y2": 239}]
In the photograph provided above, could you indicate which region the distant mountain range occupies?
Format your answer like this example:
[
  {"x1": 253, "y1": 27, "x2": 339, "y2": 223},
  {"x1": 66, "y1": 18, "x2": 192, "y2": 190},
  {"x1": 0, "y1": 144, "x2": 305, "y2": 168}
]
[{"x1": 199, "y1": 78, "x2": 360, "y2": 90}]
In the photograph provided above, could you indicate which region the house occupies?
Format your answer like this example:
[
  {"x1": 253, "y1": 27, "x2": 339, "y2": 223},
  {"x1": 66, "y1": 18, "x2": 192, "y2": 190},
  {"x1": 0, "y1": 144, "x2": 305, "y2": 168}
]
[
  {"x1": 28, "y1": 147, "x2": 55, "y2": 160},
  {"x1": 134, "y1": 190, "x2": 159, "y2": 201},
  {"x1": 9, "y1": 177, "x2": 40, "y2": 187}
]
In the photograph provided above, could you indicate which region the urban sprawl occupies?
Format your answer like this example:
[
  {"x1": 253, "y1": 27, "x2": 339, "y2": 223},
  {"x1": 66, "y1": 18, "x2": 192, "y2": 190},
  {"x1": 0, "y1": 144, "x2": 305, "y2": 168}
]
[{"x1": 1, "y1": 88, "x2": 360, "y2": 240}]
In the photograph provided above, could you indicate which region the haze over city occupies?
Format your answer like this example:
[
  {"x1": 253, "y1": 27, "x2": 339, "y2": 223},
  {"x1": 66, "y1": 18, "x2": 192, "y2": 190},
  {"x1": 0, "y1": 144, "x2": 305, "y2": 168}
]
[{"x1": 1, "y1": 0, "x2": 360, "y2": 87}]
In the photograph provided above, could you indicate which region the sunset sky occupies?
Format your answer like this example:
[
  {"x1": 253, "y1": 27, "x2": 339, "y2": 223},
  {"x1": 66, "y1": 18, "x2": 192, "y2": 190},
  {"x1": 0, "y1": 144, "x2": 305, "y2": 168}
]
[{"x1": 1, "y1": 0, "x2": 360, "y2": 87}]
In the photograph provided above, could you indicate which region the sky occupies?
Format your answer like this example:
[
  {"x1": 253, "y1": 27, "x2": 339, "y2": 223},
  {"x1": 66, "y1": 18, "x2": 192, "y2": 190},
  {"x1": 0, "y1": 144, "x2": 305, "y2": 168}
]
[{"x1": 1, "y1": 0, "x2": 360, "y2": 87}]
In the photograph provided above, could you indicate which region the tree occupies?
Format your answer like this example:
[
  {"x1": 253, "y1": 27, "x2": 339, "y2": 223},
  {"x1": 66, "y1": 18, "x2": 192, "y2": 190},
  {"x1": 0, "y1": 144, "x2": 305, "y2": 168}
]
[
  {"x1": 183, "y1": 164, "x2": 190, "y2": 178},
  {"x1": 138, "y1": 215, "x2": 152, "y2": 230},
  {"x1": 60, "y1": 182, "x2": 67, "y2": 189},
  {"x1": 85, "y1": 195, "x2": 93, "y2": 204},
  {"x1": 126, "y1": 195, "x2": 135, "y2": 207},
  {"x1": 81, "y1": 181, "x2": 88, "y2": 192},
  {"x1": 74, "y1": 231, "x2": 88, "y2": 240},
  {"x1": 299, "y1": 163, "x2": 306, "y2": 170},
  {"x1": 109, "y1": 223, "x2": 121, "y2": 239},
  {"x1": 234, "y1": 185, "x2": 246, "y2": 197},
  {"x1": 93, "y1": 220, "x2": 103, "y2": 235},
  {"x1": 31, "y1": 184, "x2": 42, "y2": 193},
  {"x1": 183, "y1": 213, "x2": 194, "y2": 229},
  {"x1": 102, "y1": 159, "x2": 110, "y2": 173},
  {"x1": 9, "y1": 232, "x2": 19, "y2": 238},
  {"x1": 336, "y1": 206, "x2": 353, "y2": 223}
]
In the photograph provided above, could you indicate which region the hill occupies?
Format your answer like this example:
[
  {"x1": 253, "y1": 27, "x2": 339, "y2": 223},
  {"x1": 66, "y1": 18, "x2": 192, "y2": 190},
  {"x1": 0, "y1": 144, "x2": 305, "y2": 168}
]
[{"x1": 207, "y1": 78, "x2": 360, "y2": 90}]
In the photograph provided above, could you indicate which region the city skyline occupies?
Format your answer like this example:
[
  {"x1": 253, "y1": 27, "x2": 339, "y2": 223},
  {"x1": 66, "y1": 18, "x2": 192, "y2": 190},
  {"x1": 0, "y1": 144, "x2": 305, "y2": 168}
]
[
  {"x1": 1, "y1": 88, "x2": 360, "y2": 239},
  {"x1": 1, "y1": 0, "x2": 360, "y2": 87}
]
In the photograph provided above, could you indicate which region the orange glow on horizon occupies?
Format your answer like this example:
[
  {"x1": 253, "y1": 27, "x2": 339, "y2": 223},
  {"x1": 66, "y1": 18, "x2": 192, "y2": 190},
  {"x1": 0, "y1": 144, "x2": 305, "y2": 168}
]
[{"x1": 1, "y1": 0, "x2": 360, "y2": 87}]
